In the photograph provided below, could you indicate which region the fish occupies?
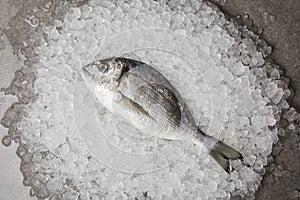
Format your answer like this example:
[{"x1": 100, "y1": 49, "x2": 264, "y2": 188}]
[{"x1": 81, "y1": 57, "x2": 243, "y2": 173}]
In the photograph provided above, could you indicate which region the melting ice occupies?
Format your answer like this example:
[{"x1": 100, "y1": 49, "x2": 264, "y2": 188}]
[{"x1": 1, "y1": 0, "x2": 298, "y2": 199}]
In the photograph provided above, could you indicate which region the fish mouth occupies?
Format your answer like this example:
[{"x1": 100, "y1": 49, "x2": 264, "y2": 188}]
[
  {"x1": 81, "y1": 63, "x2": 91, "y2": 74},
  {"x1": 81, "y1": 63, "x2": 96, "y2": 78},
  {"x1": 80, "y1": 66, "x2": 89, "y2": 80},
  {"x1": 81, "y1": 64, "x2": 96, "y2": 84}
]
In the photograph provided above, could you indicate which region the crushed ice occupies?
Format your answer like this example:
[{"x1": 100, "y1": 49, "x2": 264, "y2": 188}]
[{"x1": 1, "y1": 0, "x2": 299, "y2": 199}]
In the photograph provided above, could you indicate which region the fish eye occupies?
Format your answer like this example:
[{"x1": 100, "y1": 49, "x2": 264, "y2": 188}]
[{"x1": 97, "y1": 64, "x2": 108, "y2": 73}]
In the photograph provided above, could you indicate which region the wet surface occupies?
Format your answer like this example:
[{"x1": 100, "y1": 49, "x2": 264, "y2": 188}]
[
  {"x1": 208, "y1": 0, "x2": 300, "y2": 199},
  {"x1": 0, "y1": 1, "x2": 78, "y2": 199},
  {"x1": 209, "y1": 0, "x2": 300, "y2": 111},
  {"x1": 0, "y1": 0, "x2": 299, "y2": 199}
]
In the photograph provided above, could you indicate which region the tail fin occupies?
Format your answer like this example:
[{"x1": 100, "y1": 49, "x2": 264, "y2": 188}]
[
  {"x1": 197, "y1": 128, "x2": 243, "y2": 173},
  {"x1": 209, "y1": 140, "x2": 243, "y2": 173}
]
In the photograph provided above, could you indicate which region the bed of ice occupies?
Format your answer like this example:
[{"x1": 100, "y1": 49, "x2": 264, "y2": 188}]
[{"x1": 1, "y1": 0, "x2": 298, "y2": 199}]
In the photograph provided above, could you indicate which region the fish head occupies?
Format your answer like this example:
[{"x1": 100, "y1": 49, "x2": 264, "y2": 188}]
[{"x1": 81, "y1": 57, "x2": 124, "y2": 91}]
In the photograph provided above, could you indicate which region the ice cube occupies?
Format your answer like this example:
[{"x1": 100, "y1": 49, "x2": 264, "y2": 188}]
[{"x1": 283, "y1": 108, "x2": 299, "y2": 122}]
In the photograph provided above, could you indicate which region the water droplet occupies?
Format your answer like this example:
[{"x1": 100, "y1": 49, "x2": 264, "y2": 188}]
[
  {"x1": 23, "y1": 177, "x2": 32, "y2": 186},
  {"x1": 263, "y1": 11, "x2": 276, "y2": 23},
  {"x1": 0, "y1": 87, "x2": 6, "y2": 92},
  {"x1": 31, "y1": 18, "x2": 40, "y2": 27},
  {"x1": 242, "y1": 14, "x2": 249, "y2": 22},
  {"x1": 29, "y1": 188, "x2": 36, "y2": 197},
  {"x1": 269, "y1": 15, "x2": 276, "y2": 22},
  {"x1": 39, "y1": 0, "x2": 54, "y2": 11},
  {"x1": 16, "y1": 145, "x2": 27, "y2": 158},
  {"x1": 22, "y1": 80, "x2": 29, "y2": 87},
  {"x1": 244, "y1": 19, "x2": 253, "y2": 27},
  {"x1": 25, "y1": 15, "x2": 40, "y2": 28},
  {"x1": 257, "y1": 27, "x2": 264, "y2": 35},
  {"x1": 2, "y1": 135, "x2": 11, "y2": 147}
]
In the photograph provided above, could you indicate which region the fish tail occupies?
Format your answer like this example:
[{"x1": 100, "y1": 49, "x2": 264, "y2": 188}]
[{"x1": 197, "y1": 128, "x2": 243, "y2": 173}]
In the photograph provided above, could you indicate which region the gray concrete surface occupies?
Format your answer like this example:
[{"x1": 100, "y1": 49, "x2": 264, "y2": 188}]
[
  {"x1": 0, "y1": 1, "x2": 34, "y2": 199},
  {"x1": 0, "y1": 0, "x2": 299, "y2": 199},
  {"x1": 0, "y1": 1, "x2": 72, "y2": 199},
  {"x1": 208, "y1": 0, "x2": 300, "y2": 199},
  {"x1": 0, "y1": 37, "x2": 32, "y2": 200}
]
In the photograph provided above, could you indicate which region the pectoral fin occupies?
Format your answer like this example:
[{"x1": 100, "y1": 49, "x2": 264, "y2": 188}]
[{"x1": 113, "y1": 91, "x2": 155, "y2": 121}]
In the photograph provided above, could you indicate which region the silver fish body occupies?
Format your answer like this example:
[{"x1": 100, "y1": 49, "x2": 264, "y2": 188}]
[{"x1": 81, "y1": 57, "x2": 243, "y2": 172}]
